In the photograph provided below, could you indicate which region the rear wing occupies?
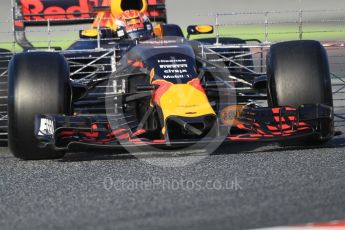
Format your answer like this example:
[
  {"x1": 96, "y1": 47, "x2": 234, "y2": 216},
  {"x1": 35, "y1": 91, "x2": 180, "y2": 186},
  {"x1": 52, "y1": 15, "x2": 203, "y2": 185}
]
[
  {"x1": 13, "y1": 0, "x2": 167, "y2": 49},
  {"x1": 14, "y1": 0, "x2": 100, "y2": 26}
]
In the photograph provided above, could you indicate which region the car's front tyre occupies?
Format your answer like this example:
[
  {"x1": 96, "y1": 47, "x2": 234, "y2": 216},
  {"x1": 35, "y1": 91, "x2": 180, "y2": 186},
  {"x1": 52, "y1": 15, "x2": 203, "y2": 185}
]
[
  {"x1": 267, "y1": 40, "x2": 334, "y2": 145},
  {"x1": 8, "y1": 52, "x2": 71, "y2": 160}
]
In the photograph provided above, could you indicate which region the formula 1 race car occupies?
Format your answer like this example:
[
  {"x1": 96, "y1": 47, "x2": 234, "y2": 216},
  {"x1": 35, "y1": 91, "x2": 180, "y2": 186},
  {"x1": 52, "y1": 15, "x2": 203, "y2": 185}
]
[{"x1": 3, "y1": 0, "x2": 334, "y2": 160}]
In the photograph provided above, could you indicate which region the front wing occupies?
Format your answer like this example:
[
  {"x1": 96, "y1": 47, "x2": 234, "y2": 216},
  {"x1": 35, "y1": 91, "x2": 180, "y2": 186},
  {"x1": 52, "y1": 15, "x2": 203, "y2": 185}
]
[{"x1": 34, "y1": 104, "x2": 333, "y2": 151}]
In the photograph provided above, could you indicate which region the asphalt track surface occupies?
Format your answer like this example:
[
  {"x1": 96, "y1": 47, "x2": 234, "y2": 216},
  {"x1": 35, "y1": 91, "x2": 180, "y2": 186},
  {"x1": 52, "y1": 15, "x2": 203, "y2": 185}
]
[
  {"x1": 0, "y1": 127, "x2": 344, "y2": 230},
  {"x1": 1, "y1": 1, "x2": 345, "y2": 230}
]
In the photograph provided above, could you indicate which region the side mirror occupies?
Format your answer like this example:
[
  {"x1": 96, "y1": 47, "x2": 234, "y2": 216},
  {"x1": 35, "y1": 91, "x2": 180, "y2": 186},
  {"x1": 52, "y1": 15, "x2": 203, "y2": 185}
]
[
  {"x1": 79, "y1": 28, "x2": 113, "y2": 39},
  {"x1": 187, "y1": 25, "x2": 214, "y2": 39},
  {"x1": 79, "y1": 29, "x2": 99, "y2": 39},
  {"x1": 153, "y1": 24, "x2": 185, "y2": 38}
]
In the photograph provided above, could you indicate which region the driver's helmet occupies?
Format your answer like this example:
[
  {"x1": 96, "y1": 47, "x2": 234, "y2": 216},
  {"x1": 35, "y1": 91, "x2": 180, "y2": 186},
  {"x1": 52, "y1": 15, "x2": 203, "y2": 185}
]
[{"x1": 114, "y1": 10, "x2": 153, "y2": 41}]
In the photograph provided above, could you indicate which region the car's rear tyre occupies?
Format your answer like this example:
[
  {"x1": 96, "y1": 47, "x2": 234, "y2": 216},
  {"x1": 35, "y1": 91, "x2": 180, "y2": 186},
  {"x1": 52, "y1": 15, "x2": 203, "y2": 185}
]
[
  {"x1": 0, "y1": 49, "x2": 12, "y2": 144},
  {"x1": 267, "y1": 40, "x2": 334, "y2": 145},
  {"x1": 8, "y1": 52, "x2": 71, "y2": 160}
]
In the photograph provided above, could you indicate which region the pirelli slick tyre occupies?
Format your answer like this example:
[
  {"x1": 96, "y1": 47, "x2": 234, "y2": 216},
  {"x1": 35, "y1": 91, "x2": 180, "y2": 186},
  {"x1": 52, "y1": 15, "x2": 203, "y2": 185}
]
[
  {"x1": 0, "y1": 48, "x2": 11, "y2": 144},
  {"x1": 267, "y1": 40, "x2": 334, "y2": 145},
  {"x1": 8, "y1": 52, "x2": 71, "y2": 160}
]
